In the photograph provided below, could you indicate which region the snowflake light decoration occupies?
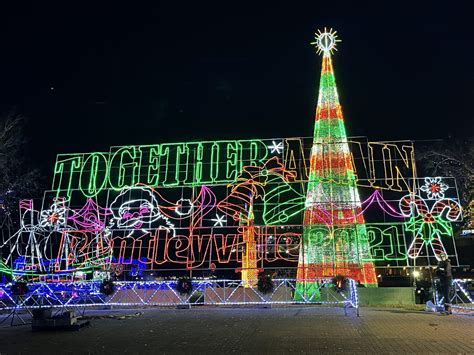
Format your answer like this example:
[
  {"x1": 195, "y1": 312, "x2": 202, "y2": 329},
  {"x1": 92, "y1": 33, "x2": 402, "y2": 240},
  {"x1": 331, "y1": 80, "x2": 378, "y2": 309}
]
[
  {"x1": 39, "y1": 200, "x2": 67, "y2": 229},
  {"x1": 211, "y1": 214, "x2": 227, "y2": 227},
  {"x1": 420, "y1": 177, "x2": 449, "y2": 200},
  {"x1": 268, "y1": 141, "x2": 283, "y2": 154}
]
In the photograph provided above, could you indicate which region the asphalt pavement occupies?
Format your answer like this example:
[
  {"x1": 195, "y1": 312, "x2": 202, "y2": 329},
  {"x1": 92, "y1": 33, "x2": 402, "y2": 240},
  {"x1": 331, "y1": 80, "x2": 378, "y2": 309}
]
[{"x1": 0, "y1": 306, "x2": 473, "y2": 354}]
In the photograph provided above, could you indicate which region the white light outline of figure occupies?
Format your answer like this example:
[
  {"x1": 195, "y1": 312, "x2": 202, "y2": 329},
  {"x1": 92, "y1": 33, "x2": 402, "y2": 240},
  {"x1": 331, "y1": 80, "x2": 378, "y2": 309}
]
[
  {"x1": 38, "y1": 198, "x2": 80, "y2": 273},
  {"x1": 1, "y1": 200, "x2": 48, "y2": 274},
  {"x1": 107, "y1": 186, "x2": 176, "y2": 267},
  {"x1": 110, "y1": 186, "x2": 174, "y2": 231}
]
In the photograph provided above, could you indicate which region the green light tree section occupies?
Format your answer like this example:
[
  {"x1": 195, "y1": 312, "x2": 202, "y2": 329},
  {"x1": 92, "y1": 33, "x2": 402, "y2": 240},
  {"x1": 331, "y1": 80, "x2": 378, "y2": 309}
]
[{"x1": 297, "y1": 34, "x2": 378, "y2": 298}]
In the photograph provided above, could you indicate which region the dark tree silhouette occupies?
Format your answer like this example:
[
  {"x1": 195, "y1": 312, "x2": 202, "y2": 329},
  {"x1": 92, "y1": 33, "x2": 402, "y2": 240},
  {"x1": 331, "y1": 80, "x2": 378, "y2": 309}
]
[
  {"x1": 0, "y1": 110, "x2": 43, "y2": 227},
  {"x1": 416, "y1": 138, "x2": 473, "y2": 229}
]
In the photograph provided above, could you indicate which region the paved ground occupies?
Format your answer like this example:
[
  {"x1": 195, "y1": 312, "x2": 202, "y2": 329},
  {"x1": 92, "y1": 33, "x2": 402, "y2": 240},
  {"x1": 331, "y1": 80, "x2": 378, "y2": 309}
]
[{"x1": 0, "y1": 306, "x2": 473, "y2": 354}]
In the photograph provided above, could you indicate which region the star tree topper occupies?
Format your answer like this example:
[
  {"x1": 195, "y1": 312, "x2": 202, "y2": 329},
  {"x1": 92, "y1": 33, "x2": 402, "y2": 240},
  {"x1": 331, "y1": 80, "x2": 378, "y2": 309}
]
[{"x1": 311, "y1": 28, "x2": 341, "y2": 55}]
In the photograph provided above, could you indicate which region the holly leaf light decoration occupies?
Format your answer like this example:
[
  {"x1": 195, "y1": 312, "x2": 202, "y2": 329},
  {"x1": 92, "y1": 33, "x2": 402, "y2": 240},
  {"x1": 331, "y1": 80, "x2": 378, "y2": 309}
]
[{"x1": 399, "y1": 195, "x2": 461, "y2": 260}]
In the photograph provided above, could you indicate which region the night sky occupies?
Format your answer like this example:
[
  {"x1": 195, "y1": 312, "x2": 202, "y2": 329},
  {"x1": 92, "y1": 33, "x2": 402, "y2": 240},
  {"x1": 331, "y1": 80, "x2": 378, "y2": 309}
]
[{"x1": 0, "y1": 3, "x2": 472, "y2": 178}]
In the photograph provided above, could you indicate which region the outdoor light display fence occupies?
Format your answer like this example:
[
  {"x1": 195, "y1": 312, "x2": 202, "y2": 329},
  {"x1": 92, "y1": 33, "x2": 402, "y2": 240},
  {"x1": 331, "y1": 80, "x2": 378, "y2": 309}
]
[{"x1": 0, "y1": 278, "x2": 359, "y2": 310}]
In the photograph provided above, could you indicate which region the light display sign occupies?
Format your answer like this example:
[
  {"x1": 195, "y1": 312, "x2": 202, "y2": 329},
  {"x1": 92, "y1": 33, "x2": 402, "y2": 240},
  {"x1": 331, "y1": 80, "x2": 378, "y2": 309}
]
[
  {"x1": 52, "y1": 138, "x2": 418, "y2": 199},
  {"x1": 0, "y1": 29, "x2": 463, "y2": 291}
]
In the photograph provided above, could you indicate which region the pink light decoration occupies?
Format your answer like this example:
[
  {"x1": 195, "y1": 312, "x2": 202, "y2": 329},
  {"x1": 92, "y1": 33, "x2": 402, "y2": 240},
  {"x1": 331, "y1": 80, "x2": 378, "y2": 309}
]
[
  {"x1": 309, "y1": 189, "x2": 406, "y2": 224},
  {"x1": 19, "y1": 199, "x2": 33, "y2": 211},
  {"x1": 145, "y1": 184, "x2": 217, "y2": 229},
  {"x1": 68, "y1": 198, "x2": 112, "y2": 232}
]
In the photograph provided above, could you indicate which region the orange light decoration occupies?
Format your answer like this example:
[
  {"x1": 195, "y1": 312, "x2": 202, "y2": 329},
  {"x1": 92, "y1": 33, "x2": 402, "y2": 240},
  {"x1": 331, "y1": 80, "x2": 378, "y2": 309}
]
[{"x1": 241, "y1": 197, "x2": 258, "y2": 287}]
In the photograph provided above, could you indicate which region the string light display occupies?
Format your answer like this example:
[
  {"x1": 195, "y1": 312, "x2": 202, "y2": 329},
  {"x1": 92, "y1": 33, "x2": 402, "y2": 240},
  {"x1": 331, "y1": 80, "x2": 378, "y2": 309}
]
[
  {"x1": 420, "y1": 177, "x2": 449, "y2": 200},
  {"x1": 68, "y1": 198, "x2": 112, "y2": 231},
  {"x1": 39, "y1": 199, "x2": 67, "y2": 229},
  {"x1": 268, "y1": 140, "x2": 284, "y2": 154},
  {"x1": 0, "y1": 278, "x2": 359, "y2": 311},
  {"x1": 0, "y1": 29, "x2": 465, "y2": 309},
  {"x1": 399, "y1": 195, "x2": 461, "y2": 260},
  {"x1": 240, "y1": 197, "x2": 258, "y2": 288},
  {"x1": 297, "y1": 28, "x2": 377, "y2": 298},
  {"x1": 51, "y1": 138, "x2": 420, "y2": 199}
]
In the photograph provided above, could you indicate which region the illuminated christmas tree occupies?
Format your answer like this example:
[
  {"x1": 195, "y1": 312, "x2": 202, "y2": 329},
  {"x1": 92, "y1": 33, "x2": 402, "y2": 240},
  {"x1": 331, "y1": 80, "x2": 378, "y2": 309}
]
[{"x1": 296, "y1": 29, "x2": 377, "y2": 297}]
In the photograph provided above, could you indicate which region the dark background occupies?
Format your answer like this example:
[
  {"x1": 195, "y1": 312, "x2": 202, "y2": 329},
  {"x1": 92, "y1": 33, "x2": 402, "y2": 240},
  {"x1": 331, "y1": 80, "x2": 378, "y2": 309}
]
[{"x1": 0, "y1": 2, "x2": 472, "y2": 179}]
